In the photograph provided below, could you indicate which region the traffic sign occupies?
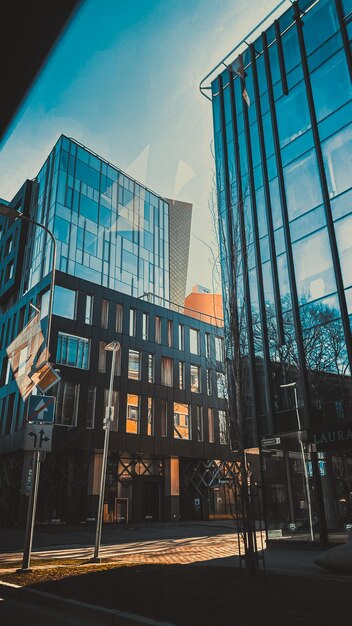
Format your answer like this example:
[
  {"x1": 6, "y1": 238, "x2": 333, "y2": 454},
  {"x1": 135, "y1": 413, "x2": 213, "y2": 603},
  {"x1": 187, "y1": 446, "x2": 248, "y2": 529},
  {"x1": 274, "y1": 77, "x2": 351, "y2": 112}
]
[
  {"x1": 261, "y1": 436, "x2": 281, "y2": 447},
  {"x1": 28, "y1": 395, "x2": 55, "y2": 424},
  {"x1": 29, "y1": 361, "x2": 61, "y2": 394},
  {"x1": 24, "y1": 424, "x2": 53, "y2": 452}
]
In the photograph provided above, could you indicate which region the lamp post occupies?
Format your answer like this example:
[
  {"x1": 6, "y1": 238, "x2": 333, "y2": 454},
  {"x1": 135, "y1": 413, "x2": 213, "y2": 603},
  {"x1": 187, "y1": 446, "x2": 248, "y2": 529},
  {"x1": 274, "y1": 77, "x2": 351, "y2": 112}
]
[
  {"x1": 280, "y1": 382, "x2": 314, "y2": 541},
  {"x1": 0, "y1": 202, "x2": 57, "y2": 571},
  {"x1": 91, "y1": 341, "x2": 120, "y2": 563}
]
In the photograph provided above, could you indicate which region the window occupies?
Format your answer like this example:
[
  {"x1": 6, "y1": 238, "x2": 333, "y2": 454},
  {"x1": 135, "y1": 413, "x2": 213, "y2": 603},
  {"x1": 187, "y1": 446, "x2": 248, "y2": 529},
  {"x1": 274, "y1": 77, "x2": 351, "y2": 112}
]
[
  {"x1": 85, "y1": 295, "x2": 93, "y2": 324},
  {"x1": 55, "y1": 381, "x2": 80, "y2": 426},
  {"x1": 86, "y1": 387, "x2": 96, "y2": 429},
  {"x1": 126, "y1": 393, "x2": 140, "y2": 434},
  {"x1": 130, "y1": 309, "x2": 136, "y2": 336},
  {"x1": 219, "y1": 410, "x2": 229, "y2": 444},
  {"x1": 155, "y1": 316, "x2": 161, "y2": 343},
  {"x1": 284, "y1": 150, "x2": 323, "y2": 222},
  {"x1": 167, "y1": 320, "x2": 173, "y2": 347},
  {"x1": 178, "y1": 324, "x2": 184, "y2": 350},
  {"x1": 104, "y1": 388, "x2": 119, "y2": 431},
  {"x1": 115, "y1": 303, "x2": 123, "y2": 333},
  {"x1": 101, "y1": 299, "x2": 109, "y2": 329},
  {"x1": 147, "y1": 397, "x2": 154, "y2": 436},
  {"x1": 293, "y1": 229, "x2": 336, "y2": 301},
  {"x1": 148, "y1": 354, "x2": 155, "y2": 383},
  {"x1": 215, "y1": 336, "x2": 224, "y2": 362},
  {"x1": 196, "y1": 406, "x2": 203, "y2": 442},
  {"x1": 208, "y1": 408, "x2": 214, "y2": 443},
  {"x1": 5, "y1": 262, "x2": 13, "y2": 281},
  {"x1": 98, "y1": 341, "x2": 107, "y2": 373},
  {"x1": 179, "y1": 362, "x2": 185, "y2": 390},
  {"x1": 173, "y1": 402, "x2": 190, "y2": 440},
  {"x1": 217, "y1": 372, "x2": 228, "y2": 399},
  {"x1": 128, "y1": 350, "x2": 140, "y2": 380},
  {"x1": 205, "y1": 333, "x2": 211, "y2": 358},
  {"x1": 161, "y1": 357, "x2": 173, "y2": 387},
  {"x1": 190, "y1": 328, "x2": 199, "y2": 354},
  {"x1": 53, "y1": 286, "x2": 76, "y2": 320},
  {"x1": 56, "y1": 333, "x2": 90, "y2": 369},
  {"x1": 191, "y1": 365, "x2": 200, "y2": 393},
  {"x1": 323, "y1": 125, "x2": 352, "y2": 199},
  {"x1": 142, "y1": 312, "x2": 149, "y2": 340},
  {"x1": 206, "y1": 370, "x2": 212, "y2": 395},
  {"x1": 161, "y1": 399, "x2": 167, "y2": 437}
]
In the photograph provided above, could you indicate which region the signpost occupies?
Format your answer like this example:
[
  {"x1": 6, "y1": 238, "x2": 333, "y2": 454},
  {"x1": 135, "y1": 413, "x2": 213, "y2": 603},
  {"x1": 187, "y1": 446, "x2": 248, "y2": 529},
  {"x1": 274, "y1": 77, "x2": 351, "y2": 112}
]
[
  {"x1": 27, "y1": 395, "x2": 55, "y2": 425},
  {"x1": 261, "y1": 436, "x2": 281, "y2": 447},
  {"x1": 24, "y1": 424, "x2": 53, "y2": 452}
]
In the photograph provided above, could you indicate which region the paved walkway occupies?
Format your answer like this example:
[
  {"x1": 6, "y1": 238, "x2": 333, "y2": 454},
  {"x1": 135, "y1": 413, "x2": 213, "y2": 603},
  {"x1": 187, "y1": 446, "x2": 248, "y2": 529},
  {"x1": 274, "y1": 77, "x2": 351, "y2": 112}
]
[{"x1": 0, "y1": 521, "x2": 349, "y2": 579}]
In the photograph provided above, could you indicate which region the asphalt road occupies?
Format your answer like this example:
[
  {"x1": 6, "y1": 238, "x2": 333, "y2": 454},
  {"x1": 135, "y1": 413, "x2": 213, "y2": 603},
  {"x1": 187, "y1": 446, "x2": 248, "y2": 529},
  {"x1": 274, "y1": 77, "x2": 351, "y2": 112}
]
[{"x1": 0, "y1": 596, "x2": 103, "y2": 626}]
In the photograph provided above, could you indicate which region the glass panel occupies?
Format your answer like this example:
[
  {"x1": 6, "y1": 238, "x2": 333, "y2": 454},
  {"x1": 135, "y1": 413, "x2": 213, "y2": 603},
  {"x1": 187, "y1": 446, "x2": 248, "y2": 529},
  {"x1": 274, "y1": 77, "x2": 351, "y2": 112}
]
[
  {"x1": 126, "y1": 393, "x2": 139, "y2": 434},
  {"x1": 284, "y1": 150, "x2": 323, "y2": 221},
  {"x1": 148, "y1": 354, "x2": 155, "y2": 383},
  {"x1": 85, "y1": 295, "x2": 93, "y2": 324},
  {"x1": 190, "y1": 328, "x2": 199, "y2": 354},
  {"x1": 293, "y1": 229, "x2": 337, "y2": 302},
  {"x1": 323, "y1": 125, "x2": 352, "y2": 199},
  {"x1": 155, "y1": 316, "x2": 161, "y2": 343},
  {"x1": 208, "y1": 408, "x2": 215, "y2": 443},
  {"x1": 56, "y1": 333, "x2": 90, "y2": 369},
  {"x1": 115, "y1": 304, "x2": 123, "y2": 333},
  {"x1": 178, "y1": 324, "x2": 184, "y2": 350},
  {"x1": 335, "y1": 215, "x2": 352, "y2": 289},
  {"x1": 147, "y1": 397, "x2": 154, "y2": 436},
  {"x1": 179, "y1": 362, "x2": 184, "y2": 390},
  {"x1": 128, "y1": 349, "x2": 140, "y2": 380},
  {"x1": 276, "y1": 82, "x2": 310, "y2": 148},
  {"x1": 53, "y1": 286, "x2": 76, "y2": 320},
  {"x1": 311, "y1": 51, "x2": 352, "y2": 124},
  {"x1": 219, "y1": 410, "x2": 229, "y2": 444},
  {"x1": 215, "y1": 336, "x2": 224, "y2": 361},
  {"x1": 142, "y1": 313, "x2": 149, "y2": 340},
  {"x1": 161, "y1": 357, "x2": 173, "y2": 387},
  {"x1": 167, "y1": 320, "x2": 173, "y2": 347},
  {"x1": 217, "y1": 372, "x2": 228, "y2": 399},
  {"x1": 101, "y1": 299, "x2": 109, "y2": 329},
  {"x1": 196, "y1": 406, "x2": 203, "y2": 442},
  {"x1": 190, "y1": 365, "x2": 200, "y2": 393},
  {"x1": 86, "y1": 387, "x2": 96, "y2": 429},
  {"x1": 207, "y1": 370, "x2": 212, "y2": 395},
  {"x1": 161, "y1": 399, "x2": 167, "y2": 437},
  {"x1": 129, "y1": 309, "x2": 136, "y2": 336},
  {"x1": 98, "y1": 341, "x2": 106, "y2": 373},
  {"x1": 174, "y1": 402, "x2": 190, "y2": 439},
  {"x1": 55, "y1": 381, "x2": 79, "y2": 426}
]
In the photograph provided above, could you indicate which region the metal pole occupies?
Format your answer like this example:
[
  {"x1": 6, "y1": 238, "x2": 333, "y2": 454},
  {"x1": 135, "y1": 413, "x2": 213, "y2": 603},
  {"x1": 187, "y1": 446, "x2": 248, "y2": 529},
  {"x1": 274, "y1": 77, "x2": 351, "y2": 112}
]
[
  {"x1": 92, "y1": 346, "x2": 117, "y2": 562},
  {"x1": 20, "y1": 451, "x2": 41, "y2": 571},
  {"x1": 294, "y1": 386, "x2": 314, "y2": 542}
]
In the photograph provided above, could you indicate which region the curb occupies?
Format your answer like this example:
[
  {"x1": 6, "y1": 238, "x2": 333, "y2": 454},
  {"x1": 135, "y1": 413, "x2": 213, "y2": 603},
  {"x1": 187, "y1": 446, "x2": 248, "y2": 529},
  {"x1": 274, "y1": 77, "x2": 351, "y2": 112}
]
[{"x1": 0, "y1": 582, "x2": 178, "y2": 626}]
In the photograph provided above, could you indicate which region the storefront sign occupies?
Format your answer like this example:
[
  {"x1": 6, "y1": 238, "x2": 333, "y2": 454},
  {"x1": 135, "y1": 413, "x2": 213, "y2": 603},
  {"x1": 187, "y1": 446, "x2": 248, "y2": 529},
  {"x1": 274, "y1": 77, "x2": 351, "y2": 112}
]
[{"x1": 308, "y1": 422, "x2": 352, "y2": 447}]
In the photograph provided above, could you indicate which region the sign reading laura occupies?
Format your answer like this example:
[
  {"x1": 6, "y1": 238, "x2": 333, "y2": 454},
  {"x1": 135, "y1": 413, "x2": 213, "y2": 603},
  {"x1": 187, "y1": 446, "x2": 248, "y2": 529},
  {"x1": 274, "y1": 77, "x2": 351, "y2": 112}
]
[
  {"x1": 28, "y1": 395, "x2": 55, "y2": 424},
  {"x1": 308, "y1": 422, "x2": 352, "y2": 446},
  {"x1": 24, "y1": 424, "x2": 53, "y2": 452}
]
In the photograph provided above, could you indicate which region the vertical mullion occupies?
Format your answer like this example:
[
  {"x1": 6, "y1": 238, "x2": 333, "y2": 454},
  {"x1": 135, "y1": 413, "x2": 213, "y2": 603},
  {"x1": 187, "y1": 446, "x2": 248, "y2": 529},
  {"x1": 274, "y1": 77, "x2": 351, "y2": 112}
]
[
  {"x1": 274, "y1": 19, "x2": 289, "y2": 95},
  {"x1": 250, "y1": 44, "x2": 285, "y2": 347},
  {"x1": 218, "y1": 73, "x2": 259, "y2": 444},
  {"x1": 262, "y1": 30, "x2": 311, "y2": 421},
  {"x1": 335, "y1": 0, "x2": 352, "y2": 81},
  {"x1": 293, "y1": 1, "x2": 352, "y2": 372},
  {"x1": 229, "y1": 68, "x2": 274, "y2": 435}
]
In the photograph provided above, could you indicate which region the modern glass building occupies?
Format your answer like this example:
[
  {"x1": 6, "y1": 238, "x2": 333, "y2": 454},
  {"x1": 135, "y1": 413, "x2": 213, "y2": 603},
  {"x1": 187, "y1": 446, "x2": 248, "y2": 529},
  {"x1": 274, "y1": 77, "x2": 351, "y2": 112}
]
[
  {"x1": 24, "y1": 135, "x2": 170, "y2": 303},
  {"x1": 202, "y1": 0, "x2": 352, "y2": 542},
  {"x1": 0, "y1": 138, "x2": 239, "y2": 526}
]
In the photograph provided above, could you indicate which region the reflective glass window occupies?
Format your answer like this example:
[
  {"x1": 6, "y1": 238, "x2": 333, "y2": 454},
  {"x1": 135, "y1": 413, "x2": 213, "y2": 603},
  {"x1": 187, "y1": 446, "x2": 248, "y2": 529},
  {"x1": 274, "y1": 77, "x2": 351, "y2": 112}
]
[
  {"x1": 167, "y1": 320, "x2": 173, "y2": 347},
  {"x1": 293, "y1": 229, "x2": 337, "y2": 302},
  {"x1": 217, "y1": 372, "x2": 228, "y2": 399},
  {"x1": 208, "y1": 408, "x2": 215, "y2": 443},
  {"x1": 98, "y1": 341, "x2": 106, "y2": 373},
  {"x1": 311, "y1": 51, "x2": 352, "y2": 123},
  {"x1": 53, "y1": 286, "x2": 76, "y2": 320},
  {"x1": 116, "y1": 304, "x2": 123, "y2": 333},
  {"x1": 276, "y1": 83, "x2": 310, "y2": 148},
  {"x1": 128, "y1": 350, "x2": 140, "y2": 380},
  {"x1": 148, "y1": 354, "x2": 155, "y2": 383},
  {"x1": 56, "y1": 332, "x2": 90, "y2": 369},
  {"x1": 173, "y1": 402, "x2": 190, "y2": 440},
  {"x1": 191, "y1": 365, "x2": 200, "y2": 393},
  {"x1": 101, "y1": 299, "x2": 109, "y2": 329},
  {"x1": 147, "y1": 397, "x2": 154, "y2": 436},
  {"x1": 335, "y1": 215, "x2": 352, "y2": 289},
  {"x1": 142, "y1": 313, "x2": 149, "y2": 340},
  {"x1": 219, "y1": 410, "x2": 229, "y2": 444},
  {"x1": 86, "y1": 387, "x2": 96, "y2": 429},
  {"x1": 284, "y1": 150, "x2": 323, "y2": 221},
  {"x1": 178, "y1": 324, "x2": 184, "y2": 350},
  {"x1": 323, "y1": 125, "x2": 352, "y2": 199},
  {"x1": 161, "y1": 399, "x2": 167, "y2": 437},
  {"x1": 85, "y1": 295, "x2": 93, "y2": 324},
  {"x1": 215, "y1": 336, "x2": 224, "y2": 361},
  {"x1": 179, "y1": 362, "x2": 185, "y2": 390},
  {"x1": 155, "y1": 316, "x2": 161, "y2": 343},
  {"x1": 196, "y1": 406, "x2": 203, "y2": 442},
  {"x1": 190, "y1": 328, "x2": 199, "y2": 354},
  {"x1": 207, "y1": 370, "x2": 212, "y2": 395},
  {"x1": 55, "y1": 381, "x2": 80, "y2": 426},
  {"x1": 126, "y1": 393, "x2": 139, "y2": 434},
  {"x1": 129, "y1": 309, "x2": 136, "y2": 336},
  {"x1": 161, "y1": 357, "x2": 173, "y2": 387}
]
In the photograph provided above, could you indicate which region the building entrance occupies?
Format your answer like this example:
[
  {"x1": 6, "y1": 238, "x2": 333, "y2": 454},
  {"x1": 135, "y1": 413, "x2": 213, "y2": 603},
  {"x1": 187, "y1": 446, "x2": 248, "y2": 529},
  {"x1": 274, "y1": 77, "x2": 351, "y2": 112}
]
[{"x1": 133, "y1": 478, "x2": 161, "y2": 522}]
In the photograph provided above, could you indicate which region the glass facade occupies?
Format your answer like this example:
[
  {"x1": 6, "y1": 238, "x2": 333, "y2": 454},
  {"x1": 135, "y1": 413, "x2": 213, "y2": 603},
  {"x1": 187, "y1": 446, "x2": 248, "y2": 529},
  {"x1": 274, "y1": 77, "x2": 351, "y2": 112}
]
[
  {"x1": 209, "y1": 0, "x2": 352, "y2": 539},
  {"x1": 27, "y1": 136, "x2": 170, "y2": 302}
]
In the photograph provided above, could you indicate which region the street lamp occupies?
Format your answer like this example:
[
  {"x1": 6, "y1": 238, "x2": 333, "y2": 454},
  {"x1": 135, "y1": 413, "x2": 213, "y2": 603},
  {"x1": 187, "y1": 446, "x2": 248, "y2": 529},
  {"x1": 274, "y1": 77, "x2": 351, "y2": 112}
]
[
  {"x1": 0, "y1": 201, "x2": 57, "y2": 571},
  {"x1": 280, "y1": 382, "x2": 314, "y2": 541},
  {"x1": 91, "y1": 340, "x2": 120, "y2": 563}
]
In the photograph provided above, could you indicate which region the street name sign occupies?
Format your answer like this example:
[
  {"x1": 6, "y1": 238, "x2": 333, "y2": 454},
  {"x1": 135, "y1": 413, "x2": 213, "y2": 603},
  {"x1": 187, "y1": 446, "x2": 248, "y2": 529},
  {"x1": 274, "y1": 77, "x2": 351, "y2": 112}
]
[
  {"x1": 261, "y1": 436, "x2": 281, "y2": 447},
  {"x1": 28, "y1": 395, "x2": 55, "y2": 424},
  {"x1": 24, "y1": 424, "x2": 53, "y2": 452}
]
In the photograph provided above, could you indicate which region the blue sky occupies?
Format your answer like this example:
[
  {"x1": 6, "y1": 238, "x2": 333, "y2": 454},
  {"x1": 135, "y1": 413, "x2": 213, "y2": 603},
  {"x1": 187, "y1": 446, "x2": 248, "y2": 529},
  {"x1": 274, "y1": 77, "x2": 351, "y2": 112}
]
[{"x1": 0, "y1": 0, "x2": 282, "y2": 293}]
